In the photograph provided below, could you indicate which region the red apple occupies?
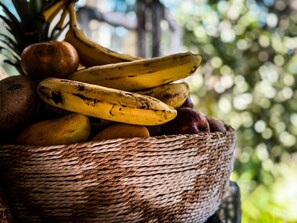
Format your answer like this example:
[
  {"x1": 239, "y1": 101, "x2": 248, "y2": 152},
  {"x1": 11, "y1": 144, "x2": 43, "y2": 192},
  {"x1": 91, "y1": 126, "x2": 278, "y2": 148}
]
[
  {"x1": 180, "y1": 96, "x2": 194, "y2": 108},
  {"x1": 161, "y1": 107, "x2": 210, "y2": 135},
  {"x1": 207, "y1": 117, "x2": 226, "y2": 133}
]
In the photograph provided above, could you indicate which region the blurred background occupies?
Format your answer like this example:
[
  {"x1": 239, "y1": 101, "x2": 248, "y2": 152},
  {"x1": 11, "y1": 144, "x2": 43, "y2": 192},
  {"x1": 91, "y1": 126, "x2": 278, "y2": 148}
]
[{"x1": 1, "y1": 0, "x2": 297, "y2": 222}]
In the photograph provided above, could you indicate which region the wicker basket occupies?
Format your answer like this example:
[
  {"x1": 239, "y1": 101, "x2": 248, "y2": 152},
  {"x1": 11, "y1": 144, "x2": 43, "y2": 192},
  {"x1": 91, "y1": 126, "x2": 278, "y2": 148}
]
[
  {"x1": 0, "y1": 188, "x2": 12, "y2": 223},
  {"x1": 0, "y1": 125, "x2": 235, "y2": 223}
]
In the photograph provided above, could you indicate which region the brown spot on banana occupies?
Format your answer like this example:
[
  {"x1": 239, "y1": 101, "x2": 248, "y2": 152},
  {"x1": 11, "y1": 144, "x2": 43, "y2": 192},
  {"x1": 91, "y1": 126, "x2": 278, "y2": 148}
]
[
  {"x1": 109, "y1": 104, "x2": 117, "y2": 116},
  {"x1": 190, "y1": 64, "x2": 199, "y2": 73},
  {"x1": 76, "y1": 84, "x2": 85, "y2": 91},
  {"x1": 162, "y1": 93, "x2": 179, "y2": 101},
  {"x1": 37, "y1": 86, "x2": 63, "y2": 105},
  {"x1": 51, "y1": 91, "x2": 63, "y2": 105},
  {"x1": 139, "y1": 101, "x2": 151, "y2": 109},
  {"x1": 72, "y1": 93, "x2": 102, "y2": 106}
]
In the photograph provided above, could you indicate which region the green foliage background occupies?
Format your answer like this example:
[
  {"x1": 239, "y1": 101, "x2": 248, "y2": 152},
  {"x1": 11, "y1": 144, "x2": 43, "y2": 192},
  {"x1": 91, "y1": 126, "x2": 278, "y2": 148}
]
[{"x1": 170, "y1": 0, "x2": 297, "y2": 222}]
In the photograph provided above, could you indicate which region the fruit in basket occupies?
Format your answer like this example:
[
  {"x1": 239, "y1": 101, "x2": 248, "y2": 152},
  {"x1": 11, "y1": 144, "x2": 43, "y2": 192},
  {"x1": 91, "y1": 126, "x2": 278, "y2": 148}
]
[
  {"x1": 207, "y1": 117, "x2": 226, "y2": 133},
  {"x1": 1, "y1": 0, "x2": 208, "y2": 142},
  {"x1": 180, "y1": 96, "x2": 194, "y2": 108},
  {"x1": 135, "y1": 82, "x2": 190, "y2": 108},
  {"x1": 37, "y1": 77, "x2": 177, "y2": 126},
  {"x1": 65, "y1": 2, "x2": 140, "y2": 67},
  {"x1": 16, "y1": 113, "x2": 90, "y2": 146},
  {"x1": 69, "y1": 51, "x2": 201, "y2": 91},
  {"x1": 64, "y1": 3, "x2": 140, "y2": 67},
  {"x1": 38, "y1": 1, "x2": 140, "y2": 67},
  {"x1": 92, "y1": 123, "x2": 150, "y2": 140},
  {"x1": 161, "y1": 107, "x2": 210, "y2": 135},
  {"x1": 20, "y1": 40, "x2": 79, "y2": 80},
  {"x1": 0, "y1": 1, "x2": 67, "y2": 74},
  {"x1": 89, "y1": 118, "x2": 114, "y2": 132},
  {"x1": 0, "y1": 75, "x2": 40, "y2": 141}
]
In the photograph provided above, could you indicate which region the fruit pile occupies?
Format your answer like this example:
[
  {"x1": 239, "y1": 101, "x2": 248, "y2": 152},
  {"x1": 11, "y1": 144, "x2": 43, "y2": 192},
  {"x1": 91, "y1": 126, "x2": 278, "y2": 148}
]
[{"x1": 0, "y1": 1, "x2": 226, "y2": 146}]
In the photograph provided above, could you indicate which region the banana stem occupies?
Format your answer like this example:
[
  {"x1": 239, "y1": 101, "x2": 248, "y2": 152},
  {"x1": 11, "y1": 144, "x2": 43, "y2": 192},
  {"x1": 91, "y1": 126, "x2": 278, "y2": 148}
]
[
  {"x1": 41, "y1": 1, "x2": 66, "y2": 23},
  {"x1": 68, "y1": 2, "x2": 78, "y2": 29},
  {"x1": 55, "y1": 6, "x2": 69, "y2": 30}
]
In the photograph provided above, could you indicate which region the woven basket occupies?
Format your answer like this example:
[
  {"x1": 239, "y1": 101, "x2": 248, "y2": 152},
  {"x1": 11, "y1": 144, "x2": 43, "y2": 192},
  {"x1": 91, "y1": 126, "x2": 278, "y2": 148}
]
[
  {"x1": 0, "y1": 188, "x2": 12, "y2": 223},
  {"x1": 0, "y1": 125, "x2": 235, "y2": 223}
]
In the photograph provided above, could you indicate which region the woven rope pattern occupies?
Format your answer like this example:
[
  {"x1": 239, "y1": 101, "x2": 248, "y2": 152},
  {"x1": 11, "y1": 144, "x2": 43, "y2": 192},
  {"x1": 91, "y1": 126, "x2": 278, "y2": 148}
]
[
  {"x1": 0, "y1": 125, "x2": 235, "y2": 223},
  {"x1": 0, "y1": 188, "x2": 12, "y2": 223}
]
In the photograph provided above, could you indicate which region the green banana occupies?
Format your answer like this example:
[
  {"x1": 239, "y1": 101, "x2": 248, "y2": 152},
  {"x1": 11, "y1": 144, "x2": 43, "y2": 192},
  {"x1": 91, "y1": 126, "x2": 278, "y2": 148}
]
[
  {"x1": 37, "y1": 77, "x2": 177, "y2": 126},
  {"x1": 68, "y1": 51, "x2": 202, "y2": 91},
  {"x1": 135, "y1": 82, "x2": 190, "y2": 108},
  {"x1": 64, "y1": 2, "x2": 140, "y2": 67}
]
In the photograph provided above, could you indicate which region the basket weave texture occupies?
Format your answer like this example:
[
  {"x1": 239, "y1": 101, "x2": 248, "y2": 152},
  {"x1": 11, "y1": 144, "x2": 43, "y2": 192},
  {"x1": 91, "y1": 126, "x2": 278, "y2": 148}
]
[
  {"x1": 0, "y1": 188, "x2": 12, "y2": 223},
  {"x1": 0, "y1": 125, "x2": 235, "y2": 223}
]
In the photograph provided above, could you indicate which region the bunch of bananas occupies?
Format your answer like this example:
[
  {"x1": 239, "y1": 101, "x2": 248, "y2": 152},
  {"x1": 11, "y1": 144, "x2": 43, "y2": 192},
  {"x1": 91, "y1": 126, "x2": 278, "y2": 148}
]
[{"x1": 27, "y1": 1, "x2": 202, "y2": 141}]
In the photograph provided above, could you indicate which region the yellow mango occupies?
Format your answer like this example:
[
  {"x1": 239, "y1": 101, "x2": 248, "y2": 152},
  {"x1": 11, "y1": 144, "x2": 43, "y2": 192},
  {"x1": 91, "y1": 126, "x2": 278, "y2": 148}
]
[
  {"x1": 16, "y1": 113, "x2": 90, "y2": 146},
  {"x1": 92, "y1": 123, "x2": 150, "y2": 140}
]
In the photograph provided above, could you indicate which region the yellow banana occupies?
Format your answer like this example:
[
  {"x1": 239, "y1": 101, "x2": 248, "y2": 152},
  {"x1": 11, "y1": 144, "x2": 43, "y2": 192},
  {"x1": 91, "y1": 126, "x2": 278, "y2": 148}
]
[
  {"x1": 41, "y1": 0, "x2": 67, "y2": 24},
  {"x1": 135, "y1": 82, "x2": 190, "y2": 108},
  {"x1": 37, "y1": 78, "x2": 177, "y2": 126},
  {"x1": 64, "y1": 2, "x2": 140, "y2": 67},
  {"x1": 54, "y1": 6, "x2": 69, "y2": 30},
  {"x1": 69, "y1": 51, "x2": 202, "y2": 91}
]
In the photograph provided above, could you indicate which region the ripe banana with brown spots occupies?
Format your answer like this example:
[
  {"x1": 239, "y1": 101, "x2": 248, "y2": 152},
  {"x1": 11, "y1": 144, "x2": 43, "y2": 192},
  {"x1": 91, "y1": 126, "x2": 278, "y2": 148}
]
[
  {"x1": 135, "y1": 82, "x2": 190, "y2": 108},
  {"x1": 64, "y1": 2, "x2": 140, "y2": 67},
  {"x1": 37, "y1": 78, "x2": 177, "y2": 126},
  {"x1": 68, "y1": 51, "x2": 202, "y2": 91}
]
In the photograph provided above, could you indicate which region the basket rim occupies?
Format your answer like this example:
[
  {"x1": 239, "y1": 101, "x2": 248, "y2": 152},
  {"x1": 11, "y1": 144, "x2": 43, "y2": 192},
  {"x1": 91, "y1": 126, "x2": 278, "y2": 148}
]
[{"x1": 0, "y1": 124, "x2": 235, "y2": 149}]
